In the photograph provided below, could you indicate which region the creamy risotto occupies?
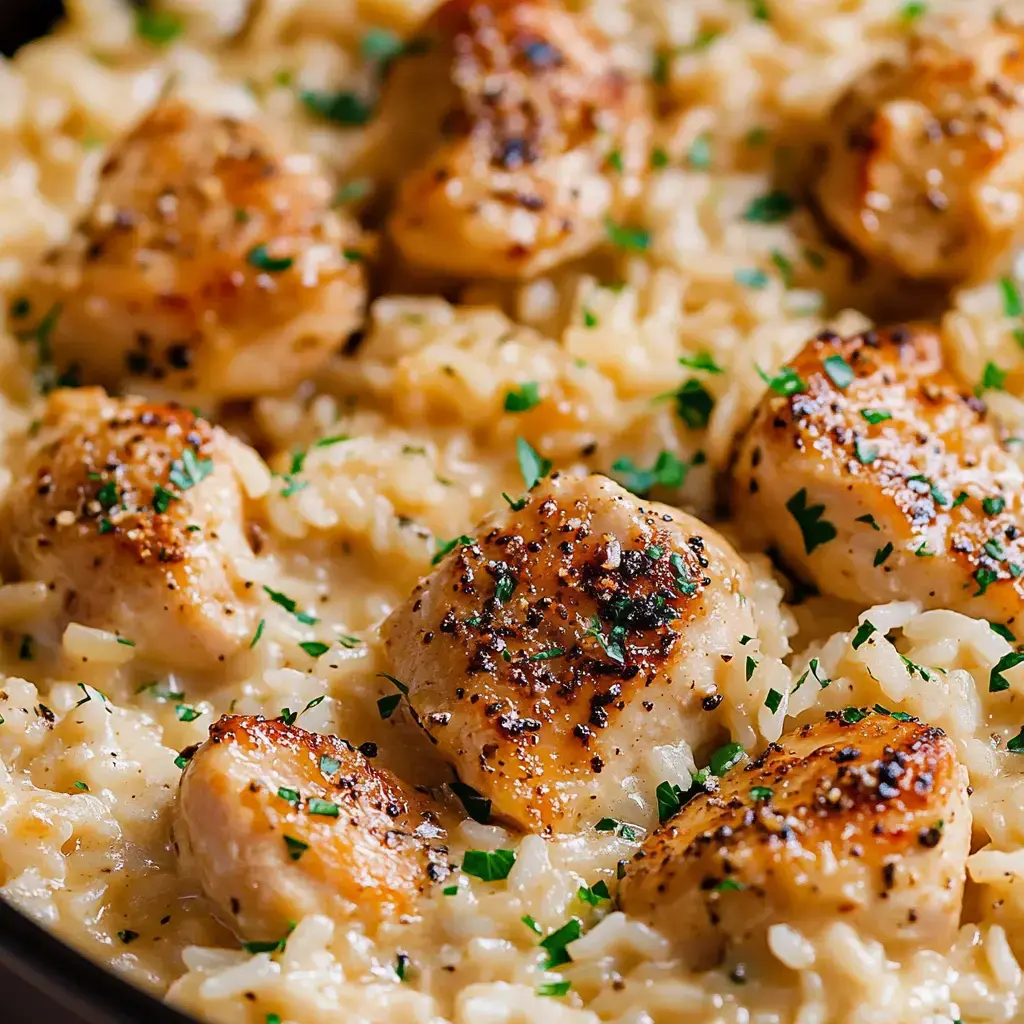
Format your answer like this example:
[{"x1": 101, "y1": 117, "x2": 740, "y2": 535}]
[{"x1": 3, "y1": 1, "x2": 1024, "y2": 1022}]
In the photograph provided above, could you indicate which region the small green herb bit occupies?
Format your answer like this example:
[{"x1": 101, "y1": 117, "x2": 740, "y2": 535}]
[
  {"x1": 135, "y1": 8, "x2": 183, "y2": 46},
  {"x1": 785, "y1": 488, "x2": 837, "y2": 554},
  {"x1": 462, "y1": 848, "x2": 516, "y2": 881},
  {"x1": 300, "y1": 89, "x2": 373, "y2": 126}
]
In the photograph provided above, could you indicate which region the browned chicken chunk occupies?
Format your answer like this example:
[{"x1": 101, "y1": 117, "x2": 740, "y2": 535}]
[
  {"x1": 382, "y1": 0, "x2": 651, "y2": 279},
  {"x1": 619, "y1": 711, "x2": 971, "y2": 969},
  {"x1": 175, "y1": 716, "x2": 449, "y2": 939},
  {"x1": 5, "y1": 388, "x2": 260, "y2": 669},
  {"x1": 818, "y1": 15, "x2": 1024, "y2": 282},
  {"x1": 381, "y1": 473, "x2": 760, "y2": 834},
  {"x1": 19, "y1": 101, "x2": 366, "y2": 398},
  {"x1": 732, "y1": 324, "x2": 1024, "y2": 622}
]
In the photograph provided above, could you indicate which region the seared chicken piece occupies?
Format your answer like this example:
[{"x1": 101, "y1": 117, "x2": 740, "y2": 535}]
[
  {"x1": 175, "y1": 716, "x2": 449, "y2": 939},
  {"x1": 733, "y1": 325, "x2": 1024, "y2": 621},
  {"x1": 817, "y1": 15, "x2": 1024, "y2": 282},
  {"x1": 381, "y1": 473, "x2": 759, "y2": 834},
  {"x1": 619, "y1": 711, "x2": 971, "y2": 969},
  {"x1": 382, "y1": 0, "x2": 651, "y2": 279},
  {"x1": 20, "y1": 100, "x2": 366, "y2": 398},
  {"x1": 5, "y1": 388, "x2": 259, "y2": 669}
]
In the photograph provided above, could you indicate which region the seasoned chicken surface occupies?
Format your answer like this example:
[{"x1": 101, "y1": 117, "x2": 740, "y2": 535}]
[
  {"x1": 817, "y1": 15, "x2": 1024, "y2": 282},
  {"x1": 175, "y1": 716, "x2": 449, "y2": 939},
  {"x1": 619, "y1": 712, "x2": 971, "y2": 969},
  {"x1": 5, "y1": 388, "x2": 259, "y2": 669},
  {"x1": 381, "y1": 473, "x2": 759, "y2": 834},
  {"x1": 732, "y1": 325, "x2": 1024, "y2": 622},
  {"x1": 382, "y1": 0, "x2": 651, "y2": 279},
  {"x1": 19, "y1": 101, "x2": 366, "y2": 399}
]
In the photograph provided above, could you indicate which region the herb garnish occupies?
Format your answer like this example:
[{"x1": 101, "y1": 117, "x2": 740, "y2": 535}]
[{"x1": 786, "y1": 489, "x2": 837, "y2": 554}]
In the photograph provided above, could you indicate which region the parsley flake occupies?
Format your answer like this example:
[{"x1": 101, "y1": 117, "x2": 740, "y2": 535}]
[
  {"x1": 450, "y1": 780, "x2": 492, "y2": 823},
  {"x1": 786, "y1": 489, "x2": 837, "y2": 554},
  {"x1": 504, "y1": 382, "x2": 541, "y2": 413},
  {"x1": 756, "y1": 364, "x2": 806, "y2": 397},
  {"x1": 743, "y1": 191, "x2": 795, "y2": 224},
  {"x1": 462, "y1": 848, "x2": 516, "y2": 881}
]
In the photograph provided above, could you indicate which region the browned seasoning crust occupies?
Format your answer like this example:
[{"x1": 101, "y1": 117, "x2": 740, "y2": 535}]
[
  {"x1": 382, "y1": 473, "x2": 757, "y2": 833},
  {"x1": 619, "y1": 712, "x2": 971, "y2": 970},
  {"x1": 20, "y1": 100, "x2": 366, "y2": 398},
  {"x1": 5, "y1": 387, "x2": 259, "y2": 668},
  {"x1": 732, "y1": 324, "x2": 1024, "y2": 621},
  {"x1": 817, "y1": 12, "x2": 1024, "y2": 281},
  {"x1": 383, "y1": 0, "x2": 652, "y2": 278},
  {"x1": 175, "y1": 715, "x2": 449, "y2": 939}
]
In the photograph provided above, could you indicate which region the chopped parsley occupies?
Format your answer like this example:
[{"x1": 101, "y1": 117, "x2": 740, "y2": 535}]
[
  {"x1": 764, "y1": 688, "x2": 782, "y2": 713},
  {"x1": 981, "y1": 361, "x2": 1007, "y2": 392},
  {"x1": 283, "y1": 835, "x2": 309, "y2": 861},
  {"x1": 822, "y1": 354, "x2": 854, "y2": 389},
  {"x1": 785, "y1": 489, "x2": 837, "y2": 554},
  {"x1": 333, "y1": 179, "x2": 372, "y2": 206},
  {"x1": 263, "y1": 586, "x2": 318, "y2": 625},
  {"x1": 462, "y1": 848, "x2": 516, "y2": 881},
  {"x1": 522, "y1": 914, "x2": 542, "y2": 934},
  {"x1": 742, "y1": 190, "x2": 795, "y2": 224},
  {"x1": 432, "y1": 534, "x2": 473, "y2": 566},
  {"x1": 872, "y1": 704, "x2": 914, "y2": 721},
  {"x1": 714, "y1": 878, "x2": 745, "y2": 892},
  {"x1": 851, "y1": 621, "x2": 876, "y2": 649},
  {"x1": 604, "y1": 216, "x2": 650, "y2": 251},
  {"x1": 991, "y1": 621, "x2": 1016, "y2": 643},
  {"x1": 793, "y1": 657, "x2": 829, "y2": 691},
  {"x1": 678, "y1": 351, "x2": 723, "y2": 374},
  {"x1": 650, "y1": 147, "x2": 669, "y2": 170},
  {"x1": 516, "y1": 437, "x2": 551, "y2": 490},
  {"x1": 708, "y1": 742, "x2": 745, "y2": 776},
  {"x1": 771, "y1": 249, "x2": 794, "y2": 287},
  {"x1": 1001, "y1": 277, "x2": 1024, "y2": 318},
  {"x1": 308, "y1": 798, "x2": 339, "y2": 817},
  {"x1": 175, "y1": 704, "x2": 201, "y2": 723},
  {"x1": 656, "y1": 780, "x2": 684, "y2": 823},
  {"x1": 378, "y1": 672, "x2": 409, "y2": 694},
  {"x1": 577, "y1": 880, "x2": 611, "y2": 906},
  {"x1": 539, "y1": 918, "x2": 582, "y2": 968},
  {"x1": 983, "y1": 496, "x2": 1007, "y2": 516},
  {"x1": 538, "y1": 982, "x2": 572, "y2": 997},
  {"x1": 450, "y1": 780, "x2": 492, "y2": 824},
  {"x1": 377, "y1": 693, "x2": 402, "y2": 719},
  {"x1": 899, "y1": 1, "x2": 927, "y2": 21},
  {"x1": 854, "y1": 438, "x2": 878, "y2": 465},
  {"x1": 594, "y1": 817, "x2": 639, "y2": 840},
  {"x1": 249, "y1": 619, "x2": 266, "y2": 649},
  {"x1": 582, "y1": 308, "x2": 599, "y2": 328},
  {"x1": 246, "y1": 244, "x2": 293, "y2": 273},
  {"x1": 975, "y1": 567, "x2": 999, "y2": 596},
  {"x1": 734, "y1": 268, "x2": 769, "y2": 290},
  {"x1": 990, "y1": 651, "x2": 1024, "y2": 693},
  {"x1": 117, "y1": 929, "x2": 140, "y2": 943},
  {"x1": 135, "y1": 9, "x2": 183, "y2": 45},
  {"x1": 750, "y1": 786, "x2": 772, "y2": 802},
  {"x1": 746, "y1": 656, "x2": 758, "y2": 681},
  {"x1": 174, "y1": 747, "x2": 196, "y2": 770},
  {"x1": 299, "y1": 89, "x2": 373, "y2": 126},
  {"x1": 73, "y1": 781, "x2": 89, "y2": 791},
  {"x1": 168, "y1": 447, "x2": 213, "y2": 492},
  {"x1": 674, "y1": 379, "x2": 715, "y2": 429},
  {"x1": 494, "y1": 572, "x2": 517, "y2": 604},
  {"x1": 756, "y1": 364, "x2": 806, "y2": 396},
  {"x1": 687, "y1": 134, "x2": 712, "y2": 170},
  {"x1": 153, "y1": 484, "x2": 177, "y2": 514},
  {"x1": 1008, "y1": 727, "x2": 1024, "y2": 753},
  {"x1": 840, "y1": 706, "x2": 868, "y2": 724},
  {"x1": 861, "y1": 408, "x2": 892, "y2": 424},
  {"x1": 277, "y1": 787, "x2": 300, "y2": 805},
  {"x1": 504, "y1": 382, "x2": 541, "y2": 413},
  {"x1": 874, "y1": 542, "x2": 894, "y2": 567},
  {"x1": 299, "y1": 641, "x2": 330, "y2": 658},
  {"x1": 611, "y1": 450, "x2": 688, "y2": 496}
]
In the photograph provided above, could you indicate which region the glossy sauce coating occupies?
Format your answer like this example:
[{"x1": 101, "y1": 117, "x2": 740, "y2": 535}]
[
  {"x1": 5, "y1": 387, "x2": 259, "y2": 668},
  {"x1": 175, "y1": 715, "x2": 450, "y2": 940},
  {"x1": 20, "y1": 101, "x2": 366, "y2": 398},
  {"x1": 383, "y1": 0, "x2": 651, "y2": 279},
  {"x1": 382, "y1": 473, "x2": 758, "y2": 833},
  {"x1": 818, "y1": 13, "x2": 1024, "y2": 282},
  {"x1": 619, "y1": 712, "x2": 971, "y2": 969},
  {"x1": 732, "y1": 324, "x2": 1024, "y2": 621}
]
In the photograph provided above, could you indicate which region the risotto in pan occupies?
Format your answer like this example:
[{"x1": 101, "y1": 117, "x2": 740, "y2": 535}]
[{"x1": 2, "y1": 1, "x2": 1024, "y2": 1022}]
